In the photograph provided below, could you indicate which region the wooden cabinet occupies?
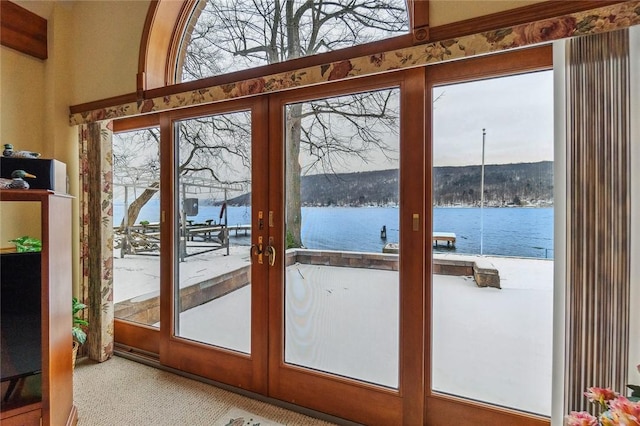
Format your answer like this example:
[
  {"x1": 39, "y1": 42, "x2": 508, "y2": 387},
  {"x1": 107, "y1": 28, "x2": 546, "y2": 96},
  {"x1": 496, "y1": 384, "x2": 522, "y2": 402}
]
[{"x1": 0, "y1": 190, "x2": 77, "y2": 426}]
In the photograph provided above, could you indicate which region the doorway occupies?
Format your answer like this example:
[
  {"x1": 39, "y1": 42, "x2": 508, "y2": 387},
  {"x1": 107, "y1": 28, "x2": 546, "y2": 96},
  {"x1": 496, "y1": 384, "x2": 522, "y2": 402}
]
[{"x1": 113, "y1": 68, "x2": 425, "y2": 424}]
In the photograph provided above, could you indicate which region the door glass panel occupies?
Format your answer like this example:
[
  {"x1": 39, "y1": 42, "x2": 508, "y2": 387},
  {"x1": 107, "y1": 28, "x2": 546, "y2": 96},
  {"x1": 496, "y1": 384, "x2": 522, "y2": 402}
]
[
  {"x1": 431, "y1": 71, "x2": 554, "y2": 415},
  {"x1": 113, "y1": 128, "x2": 162, "y2": 327},
  {"x1": 174, "y1": 111, "x2": 252, "y2": 354},
  {"x1": 284, "y1": 88, "x2": 400, "y2": 388}
]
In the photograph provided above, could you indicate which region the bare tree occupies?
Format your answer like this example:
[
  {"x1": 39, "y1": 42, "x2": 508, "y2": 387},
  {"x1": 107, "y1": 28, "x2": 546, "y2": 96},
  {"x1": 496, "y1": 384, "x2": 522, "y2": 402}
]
[
  {"x1": 117, "y1": 0, "x2": 408, "y2": 247},
  {"x1": 114, "y1": 112, "x2": 251, "y2": 229}
]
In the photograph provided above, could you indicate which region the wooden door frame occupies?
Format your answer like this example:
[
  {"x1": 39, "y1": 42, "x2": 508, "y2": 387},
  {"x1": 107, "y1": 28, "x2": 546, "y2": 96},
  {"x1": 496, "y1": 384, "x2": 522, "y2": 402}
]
[
  {"x1": 267, "y1": 68, "x2": 426, "y2": 425},
  {"x1": 157, "y1": 97, "x2": 270, "y2": 394},
  {"x1": 424, "y1": 45, "x2": 553, "y2": 426}
]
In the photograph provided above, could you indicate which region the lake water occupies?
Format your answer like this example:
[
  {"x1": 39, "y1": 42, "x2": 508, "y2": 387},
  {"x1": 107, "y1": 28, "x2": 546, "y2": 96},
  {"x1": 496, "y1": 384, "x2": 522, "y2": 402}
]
[{"x1": 113, "y1": 203, "x2": 554, "y2": 259}]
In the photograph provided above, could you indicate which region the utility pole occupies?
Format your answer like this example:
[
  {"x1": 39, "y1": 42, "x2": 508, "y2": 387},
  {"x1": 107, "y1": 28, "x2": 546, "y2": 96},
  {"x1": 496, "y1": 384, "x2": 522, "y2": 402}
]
[{"x1": 480, "y1": 128, "x2": 486, "y2": 255}]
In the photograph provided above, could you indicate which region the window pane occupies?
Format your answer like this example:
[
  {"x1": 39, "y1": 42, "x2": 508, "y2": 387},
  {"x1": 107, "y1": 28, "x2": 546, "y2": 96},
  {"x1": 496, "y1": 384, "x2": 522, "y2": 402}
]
[
  {"x1": 431, "y1": 71, "x2": 554, "y2": 415},
  {"x1": 284, "y1": 88, "x2": 400, "y2": 388},
  {"x1": 173, "y1": 110, "x2": 252, "y2": 354},
  {"x1": 113, "y1": 128, "x2": 162, "y2": 327},
  {"x1": 179, "y1": 0, "x2": 408, "y2": 82}
]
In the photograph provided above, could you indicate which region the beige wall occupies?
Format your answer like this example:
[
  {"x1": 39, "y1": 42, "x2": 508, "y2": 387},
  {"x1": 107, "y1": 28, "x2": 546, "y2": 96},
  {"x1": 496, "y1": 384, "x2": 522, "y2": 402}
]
[
  {"x1": 429, "y1": 0, "x2": 544, "y2": 26},
  {"x1": 1, "y1": 1, "x2": 148, "y2": 294},
  {"x1": 0, "y1": 48, "x2": 47, "y2": 249},
  {"x1": 70, "y1": 0, "x2": 149, "y2": 105},
  {"x1": 1, "y1": 48, "x2": 46, "y2": 156},
  {"x1": 0, "y1": 203, "x2": 42, "y2": 251}
]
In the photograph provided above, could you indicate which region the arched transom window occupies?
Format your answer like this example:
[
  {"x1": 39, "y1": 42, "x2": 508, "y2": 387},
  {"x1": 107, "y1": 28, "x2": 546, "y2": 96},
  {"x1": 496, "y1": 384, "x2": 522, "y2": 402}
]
[{"x1": 176, "y1": 0, "x2": 409, "y2": 82}]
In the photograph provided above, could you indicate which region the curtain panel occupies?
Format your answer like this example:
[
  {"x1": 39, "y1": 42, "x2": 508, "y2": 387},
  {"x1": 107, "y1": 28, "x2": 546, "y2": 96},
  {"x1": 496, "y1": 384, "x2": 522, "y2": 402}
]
[
  {"x1": 565, "y1": 28, "x2": 631, "y2": 413},
  {"x1": 79, "y1": 121, "x2": 115, "y2": 362}
]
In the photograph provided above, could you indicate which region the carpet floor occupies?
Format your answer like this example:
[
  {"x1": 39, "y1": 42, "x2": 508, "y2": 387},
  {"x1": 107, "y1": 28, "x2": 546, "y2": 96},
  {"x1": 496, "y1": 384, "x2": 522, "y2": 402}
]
[{"x1": 73, "y1": 356, "x2": 338, "y2": 426}]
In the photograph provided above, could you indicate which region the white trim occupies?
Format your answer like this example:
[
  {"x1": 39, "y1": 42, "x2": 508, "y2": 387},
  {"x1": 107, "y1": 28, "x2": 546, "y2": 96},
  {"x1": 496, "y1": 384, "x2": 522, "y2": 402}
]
[{"x1": 551, "y1": 39, "x2": 567, "y2": 426}]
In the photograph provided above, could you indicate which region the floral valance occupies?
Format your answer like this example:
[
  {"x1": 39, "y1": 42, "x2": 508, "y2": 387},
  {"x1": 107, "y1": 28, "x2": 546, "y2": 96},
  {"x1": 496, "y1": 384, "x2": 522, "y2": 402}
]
[{"x1": 69, "y1": 1, "x2": 640, "y2": 126}]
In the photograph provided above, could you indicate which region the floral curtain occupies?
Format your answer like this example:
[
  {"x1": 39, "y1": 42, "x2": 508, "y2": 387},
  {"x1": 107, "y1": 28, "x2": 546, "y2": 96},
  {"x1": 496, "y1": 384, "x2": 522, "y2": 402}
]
[{"x1": 79, "y1": 121, "x2": 114, "y2": 362}]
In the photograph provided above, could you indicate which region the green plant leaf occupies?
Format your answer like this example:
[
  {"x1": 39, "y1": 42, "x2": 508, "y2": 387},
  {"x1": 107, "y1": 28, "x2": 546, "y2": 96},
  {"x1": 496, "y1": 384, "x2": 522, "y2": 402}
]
[
  {"x1": 72, "y1": 327, "x2": 87, "y2": 345},
  {"x1": 72, "y1": 297, "x2": 88, "y2": 345},
  {"x1": 9, "y1": 236, "x2": 42, "y2": 252}
]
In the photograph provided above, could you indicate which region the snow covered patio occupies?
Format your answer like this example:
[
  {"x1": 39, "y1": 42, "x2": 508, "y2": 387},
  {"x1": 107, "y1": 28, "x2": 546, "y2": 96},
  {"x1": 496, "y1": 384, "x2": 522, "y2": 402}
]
[{"x1": 114, "y1": 249, "x2": 553, "y2": 417}]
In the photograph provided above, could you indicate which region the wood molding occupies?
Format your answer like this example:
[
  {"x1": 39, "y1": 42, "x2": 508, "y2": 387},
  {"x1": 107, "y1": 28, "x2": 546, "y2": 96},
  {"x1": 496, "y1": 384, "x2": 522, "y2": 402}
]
[
  {"x1": 407, "y1": 0, "x2": 430, "y2": 43},
  {"x1": 426, "y1": 45, "x2": 553, "y2": 84},
  {"x1": 112, "y1": 112, "x2": 160, "y2": 132},
  {"x1": 138, "y1": 0, "x2": 199, "y2": 92},
  {"x1": 429, "y1": 0, "x2": 625, "y2": 42},
  {"x1": 114, "y1": 320, "x2": 160, "y2": 355},
  {"x1": 425, "y1": 394, "x2": 549, "y2": 426},
  {"x1": 1, "y1": 0, "x2": 47, "y2": 60},
  {"x1": 143, "y1": 33, "x2": 413, "y2": 100},
  {"x1": 69, "y1": 93, "x2": 138, "y2": 115}
]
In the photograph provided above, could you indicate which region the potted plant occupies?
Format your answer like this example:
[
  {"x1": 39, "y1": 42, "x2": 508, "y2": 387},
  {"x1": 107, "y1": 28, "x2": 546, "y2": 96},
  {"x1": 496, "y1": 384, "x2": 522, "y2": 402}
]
[{"x1": 72, "y1": 297, "x2": 88, "y2": 368}]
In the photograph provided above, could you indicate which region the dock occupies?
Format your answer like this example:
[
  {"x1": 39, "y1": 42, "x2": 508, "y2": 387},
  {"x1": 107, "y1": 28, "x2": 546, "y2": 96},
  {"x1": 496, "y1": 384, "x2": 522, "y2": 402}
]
[
  {"x1": 433, "y1": 232, "x2": 456, "y2": 248},
  {"x1": 114, "y1": 222, "x2": 251, "y2": 259},
  {"x1": 383, "y1": 232, "x2": 457, "y2": 254}
]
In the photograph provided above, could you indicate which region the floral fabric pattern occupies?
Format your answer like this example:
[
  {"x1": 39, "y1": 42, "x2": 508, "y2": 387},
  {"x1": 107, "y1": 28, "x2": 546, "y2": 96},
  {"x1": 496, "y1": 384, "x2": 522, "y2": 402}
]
[
  {"x1": 78, "y1": 121, "x2": 114, "y2": 361},
  {"x1": 69, "y1": 1, "x2": 640, "y2": 126}
]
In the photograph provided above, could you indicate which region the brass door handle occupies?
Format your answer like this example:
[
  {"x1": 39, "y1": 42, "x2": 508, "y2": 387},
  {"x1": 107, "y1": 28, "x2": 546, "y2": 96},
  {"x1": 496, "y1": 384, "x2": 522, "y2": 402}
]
[
  {"x1": 266, "y1": 236, "x2": 276, "y2": 266},
  {"x1": 266, "y1": 245, "x2": 276, "y2": 267},
  {"x1": 251, "y1": 236, "x2": 264, "y2": 264}
]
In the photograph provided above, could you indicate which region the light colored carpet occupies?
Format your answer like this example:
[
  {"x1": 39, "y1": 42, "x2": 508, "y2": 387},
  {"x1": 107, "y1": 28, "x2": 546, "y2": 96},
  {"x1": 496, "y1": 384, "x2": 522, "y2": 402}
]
[
  {"x1": 213, "y1": 408, "x2": 284, "y2": 426},
  {"x1": 73, "y1": 356, "x2": 337, "y2": 426}
]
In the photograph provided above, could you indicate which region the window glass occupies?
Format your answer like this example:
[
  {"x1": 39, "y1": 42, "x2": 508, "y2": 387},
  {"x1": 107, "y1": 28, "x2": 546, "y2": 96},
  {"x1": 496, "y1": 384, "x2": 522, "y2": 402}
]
[
  {"x1": 283, "y1": 88, "x2": 401, "y2": 388},
  {"x1": 113, "y1": 128, "x2": 162, "y2": 327},
  {"x1": 178, "y1": 0, "x2": 408, "y2": 82},
  {"x1": 431, "y1": 71, "x2": 554, "y2": 416}
]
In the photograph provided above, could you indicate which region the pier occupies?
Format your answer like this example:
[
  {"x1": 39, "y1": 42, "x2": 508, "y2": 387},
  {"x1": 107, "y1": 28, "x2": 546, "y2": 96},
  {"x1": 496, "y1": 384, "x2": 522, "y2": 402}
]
[
  {"x1": 383, "y1": 232, "x2": 457, "y2": 254},
  {"x1": 433, "y1": 232, "x2": 456, "y2": 248},
  {"x1": 115, "y1": 222, "x2": 251, "y2": 259}
]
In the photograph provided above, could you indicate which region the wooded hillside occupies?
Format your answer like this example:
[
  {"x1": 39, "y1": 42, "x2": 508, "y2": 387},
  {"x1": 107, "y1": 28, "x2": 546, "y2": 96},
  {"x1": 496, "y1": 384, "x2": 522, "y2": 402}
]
[{"x1": 224, "y1": 161, "x2": 554, "y2": 207}]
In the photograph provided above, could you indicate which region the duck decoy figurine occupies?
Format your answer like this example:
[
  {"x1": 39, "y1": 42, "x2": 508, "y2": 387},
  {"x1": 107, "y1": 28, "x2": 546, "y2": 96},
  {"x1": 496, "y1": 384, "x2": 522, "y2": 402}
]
[
  {"x1": 2, "y1": 144, "x2": 41, "y2": 158},
  {"x1": 0, "y1": 170, "x2": 37, "y2": 189}
]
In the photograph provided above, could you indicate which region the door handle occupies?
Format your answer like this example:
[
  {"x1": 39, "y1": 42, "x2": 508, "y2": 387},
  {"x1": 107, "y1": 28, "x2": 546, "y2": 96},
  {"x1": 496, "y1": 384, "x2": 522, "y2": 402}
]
[
  {"x1": 266, "y1": 236, "x2": 276, "y2": 266},
  {"x1": 266, "y1": 245, "x2": 276, "y2": 267},
  {"x1": 251, "y1": 236, "x2": 264, "y2": 264}
]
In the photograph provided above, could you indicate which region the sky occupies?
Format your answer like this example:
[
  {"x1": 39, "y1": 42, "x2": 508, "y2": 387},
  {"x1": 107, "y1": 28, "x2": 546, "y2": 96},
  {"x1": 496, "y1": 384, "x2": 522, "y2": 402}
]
[{"x1": 433, "y1": 70, "x2": 554, "y2": 167}]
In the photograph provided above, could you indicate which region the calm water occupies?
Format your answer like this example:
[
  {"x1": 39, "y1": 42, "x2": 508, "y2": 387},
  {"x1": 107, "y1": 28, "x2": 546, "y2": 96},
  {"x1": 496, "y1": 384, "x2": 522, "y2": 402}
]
[{"x1": 113, "y1": 203, "x2": 554, "y2": 259}]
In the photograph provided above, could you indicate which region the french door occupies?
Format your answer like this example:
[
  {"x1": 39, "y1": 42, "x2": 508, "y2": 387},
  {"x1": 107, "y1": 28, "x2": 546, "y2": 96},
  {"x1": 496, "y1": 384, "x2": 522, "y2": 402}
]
[
  {"x1": 267, "y1": 69, "x2": 425, "y2": 424},
  {"x1": 158, "y1": 98, "x2": 270, "y2": 393},
  {"x1": 114, "y1": 68, "x2": 425, "y2": 424}
]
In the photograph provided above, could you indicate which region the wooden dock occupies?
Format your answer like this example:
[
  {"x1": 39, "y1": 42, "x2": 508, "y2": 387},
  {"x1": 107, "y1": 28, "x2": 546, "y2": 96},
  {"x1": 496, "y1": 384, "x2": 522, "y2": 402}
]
[
  {"x1": 383, "y1": 232, "x2": 457, "y2": 254},
  {"x1": 433, "y1": 232, "x2": 456, "y2": 248}
]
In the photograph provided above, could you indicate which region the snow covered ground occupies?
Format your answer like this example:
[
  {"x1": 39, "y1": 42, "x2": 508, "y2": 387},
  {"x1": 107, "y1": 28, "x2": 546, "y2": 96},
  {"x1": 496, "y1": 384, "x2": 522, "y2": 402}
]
[{"x1": 114, "y1": 251, "x2": 553, "y2": 416}]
